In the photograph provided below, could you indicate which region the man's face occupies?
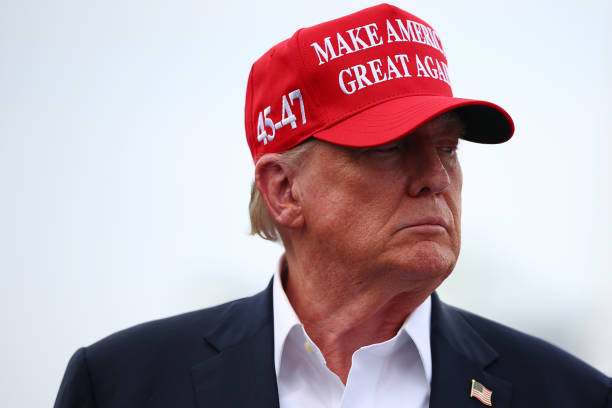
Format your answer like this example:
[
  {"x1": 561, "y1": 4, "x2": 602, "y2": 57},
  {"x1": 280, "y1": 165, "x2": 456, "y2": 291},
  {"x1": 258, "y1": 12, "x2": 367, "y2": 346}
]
[{"x1": 295, "y1": 115, "x2": 463, "y2": 288}]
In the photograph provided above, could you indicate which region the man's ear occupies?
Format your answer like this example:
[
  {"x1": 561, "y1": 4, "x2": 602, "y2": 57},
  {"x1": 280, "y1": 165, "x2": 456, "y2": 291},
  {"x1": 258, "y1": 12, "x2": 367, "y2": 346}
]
[{"x1": 254, "y1": 154, "x2": 304, "y2": 230}]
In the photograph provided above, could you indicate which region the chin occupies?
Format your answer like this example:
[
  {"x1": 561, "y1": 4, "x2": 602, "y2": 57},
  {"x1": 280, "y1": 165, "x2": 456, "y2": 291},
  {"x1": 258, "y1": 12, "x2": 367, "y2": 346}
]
[{"x1": 386, "y1": 241, "x2": 458, "y2": 282}]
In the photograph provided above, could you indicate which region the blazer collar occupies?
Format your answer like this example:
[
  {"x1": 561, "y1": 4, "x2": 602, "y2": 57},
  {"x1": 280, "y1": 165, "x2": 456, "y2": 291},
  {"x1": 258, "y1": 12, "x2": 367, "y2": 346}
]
[
  {"x1": 191, "y1": 279, "x2": 280, "y2": 408},
  {"x1": 430, "y1": 292, "x2": 513, "y2": 408},
  {"x1": 190, "y1": 283, "x2": 512, "y2": 408}
]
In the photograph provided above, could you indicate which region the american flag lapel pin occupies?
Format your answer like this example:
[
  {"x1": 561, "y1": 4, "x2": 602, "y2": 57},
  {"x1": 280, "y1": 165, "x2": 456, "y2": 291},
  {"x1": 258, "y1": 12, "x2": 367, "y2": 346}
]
[{"x1": 470, "y1": 379, "x2": 493, "y2": 406}]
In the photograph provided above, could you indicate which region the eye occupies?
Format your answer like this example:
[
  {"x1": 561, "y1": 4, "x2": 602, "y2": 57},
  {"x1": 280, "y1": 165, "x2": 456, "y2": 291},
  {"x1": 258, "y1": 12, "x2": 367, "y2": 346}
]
[
  {"x1": 370, "y1": 144, "x2": 400, "y2": 154},
  {"x1": 437, "y1": 141, "x2": 459, "y2": 155},
  {"x1": 438, "y1": 146, "x2": 457, "y2": 154}
]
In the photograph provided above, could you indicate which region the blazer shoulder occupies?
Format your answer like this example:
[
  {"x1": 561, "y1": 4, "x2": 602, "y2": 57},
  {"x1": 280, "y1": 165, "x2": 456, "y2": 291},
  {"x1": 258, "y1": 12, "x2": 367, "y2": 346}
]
[
  {"x1": 450, "y1": 305, "x2": 609, "y2": 384},
  {"x1": 55, "y1": 285, "x2": 273, "y2": 407},
  {"x1": 79, "y1": 284, "x2": 271, "y2": 379},
  {"x1": 88, "y1": 290, "x2": 265, "y2": 358}
]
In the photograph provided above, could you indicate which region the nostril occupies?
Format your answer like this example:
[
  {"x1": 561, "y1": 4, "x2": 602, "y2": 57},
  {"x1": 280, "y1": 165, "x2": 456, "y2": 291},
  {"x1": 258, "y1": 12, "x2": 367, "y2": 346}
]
[{"x1": 406, "y1": 159, "x2": 451, "y2": 197}]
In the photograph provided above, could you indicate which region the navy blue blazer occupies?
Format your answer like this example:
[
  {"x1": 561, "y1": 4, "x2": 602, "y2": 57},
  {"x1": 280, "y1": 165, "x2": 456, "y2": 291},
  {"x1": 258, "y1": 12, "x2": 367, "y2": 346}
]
[{"x1": 55, "y1": 281, "x2": 611, "y2": 407}]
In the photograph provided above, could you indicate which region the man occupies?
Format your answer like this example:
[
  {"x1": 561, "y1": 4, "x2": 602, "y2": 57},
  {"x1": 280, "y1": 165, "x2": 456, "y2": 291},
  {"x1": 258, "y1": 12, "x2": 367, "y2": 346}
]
[{"x1": 55, "y1": 4, "x2": 611, "y2": 407}]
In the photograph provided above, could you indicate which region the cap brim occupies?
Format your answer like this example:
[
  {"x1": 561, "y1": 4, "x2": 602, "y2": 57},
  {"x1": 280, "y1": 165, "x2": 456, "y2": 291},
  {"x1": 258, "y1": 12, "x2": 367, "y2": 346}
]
[{"x1": 313, "y1": 95, "x2": 514, "y2": 147}]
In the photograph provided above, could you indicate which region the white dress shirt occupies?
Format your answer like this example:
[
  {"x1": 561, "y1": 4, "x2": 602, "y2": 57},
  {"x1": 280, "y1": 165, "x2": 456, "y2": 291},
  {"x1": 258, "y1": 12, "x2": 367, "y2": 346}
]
[{"x1": 273, "y1": 259, "x2": 432, "y2": 408}]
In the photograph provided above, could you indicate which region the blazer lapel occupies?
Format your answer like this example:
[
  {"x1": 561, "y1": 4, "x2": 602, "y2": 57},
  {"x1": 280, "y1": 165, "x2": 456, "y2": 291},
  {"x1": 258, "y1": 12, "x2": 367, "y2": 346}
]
[
  {"x1": 190, "y1": 285, "x2": 513, "y2": 408},
  {"x1": 429, "y1": 293, "x2": 512, "y2": 408},
  {"x1": 191, "y1": 280, "x2": 280, "y2": 408}
]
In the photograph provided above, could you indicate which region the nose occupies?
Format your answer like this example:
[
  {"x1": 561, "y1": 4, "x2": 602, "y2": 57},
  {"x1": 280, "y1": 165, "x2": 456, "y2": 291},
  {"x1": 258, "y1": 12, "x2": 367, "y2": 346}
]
[{"x1": 405, "y1": 145, "x2": 451, "y2": 197}]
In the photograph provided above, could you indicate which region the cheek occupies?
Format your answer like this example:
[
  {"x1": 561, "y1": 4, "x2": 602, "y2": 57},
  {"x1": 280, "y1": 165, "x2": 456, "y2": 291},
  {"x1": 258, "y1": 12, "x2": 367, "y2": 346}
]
[
  {"x1": 456, "y1": 165, "x2": 463, "y2": 216},
  {"x1": 450, "y1": 166, "x2": 463, "y2": 248},
  {"x1": 301, "y1": 180, "x2": 394, "y2": 253},
  {"x1": 299, "y1": 177, "x2": 357, "y2": 232}
]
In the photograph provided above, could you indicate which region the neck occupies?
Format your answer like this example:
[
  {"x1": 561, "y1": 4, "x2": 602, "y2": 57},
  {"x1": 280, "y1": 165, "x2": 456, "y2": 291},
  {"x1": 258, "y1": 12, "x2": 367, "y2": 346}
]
[{"x1": 282, "y1": 253, "x2": 437, "y2": 384}]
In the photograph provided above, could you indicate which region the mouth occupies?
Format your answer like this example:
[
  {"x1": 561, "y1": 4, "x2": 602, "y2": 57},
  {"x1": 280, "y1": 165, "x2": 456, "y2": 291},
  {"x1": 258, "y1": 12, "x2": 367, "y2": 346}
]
[{"x1": 401, "y1": 216, "x2": 450, "y2": 231}]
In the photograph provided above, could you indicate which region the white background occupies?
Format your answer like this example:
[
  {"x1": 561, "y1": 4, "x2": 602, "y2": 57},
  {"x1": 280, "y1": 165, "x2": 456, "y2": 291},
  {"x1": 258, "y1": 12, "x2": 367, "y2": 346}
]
[{"x1": 1, "y1": 0, "x2": 611, "y2": 406}]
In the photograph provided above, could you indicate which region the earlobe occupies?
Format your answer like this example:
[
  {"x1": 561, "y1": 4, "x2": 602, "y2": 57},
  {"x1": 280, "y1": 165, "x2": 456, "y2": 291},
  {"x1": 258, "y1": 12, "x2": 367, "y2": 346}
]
[{"x1": 255, "y1": 155, "x2": 304, "y2": 230}]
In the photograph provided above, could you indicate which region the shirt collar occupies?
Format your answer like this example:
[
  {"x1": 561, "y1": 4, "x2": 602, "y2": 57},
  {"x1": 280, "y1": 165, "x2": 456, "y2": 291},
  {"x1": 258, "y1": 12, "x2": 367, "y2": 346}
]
[
  {"x1": 272, "y1": 255, "x2": 432, "y2": 383},
  {"x1": 402, "y1": 294, "x2": 432, "y2": 383},
  {"x1": 273, "y1": 256, "x2": 302, "y2": 376}
]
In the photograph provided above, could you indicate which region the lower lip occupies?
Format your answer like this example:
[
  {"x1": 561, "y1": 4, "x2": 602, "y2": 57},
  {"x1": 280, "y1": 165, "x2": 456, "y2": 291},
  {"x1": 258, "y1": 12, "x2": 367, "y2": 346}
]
[{"x1": 402, "y1": 224, "x2": 446, "y2": 233}]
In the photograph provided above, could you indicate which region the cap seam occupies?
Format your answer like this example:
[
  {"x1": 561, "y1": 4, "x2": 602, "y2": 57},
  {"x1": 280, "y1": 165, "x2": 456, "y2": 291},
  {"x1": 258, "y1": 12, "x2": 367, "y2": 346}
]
[{"x1": 294, "y1": 28, "x2": 330, "y2": 123}]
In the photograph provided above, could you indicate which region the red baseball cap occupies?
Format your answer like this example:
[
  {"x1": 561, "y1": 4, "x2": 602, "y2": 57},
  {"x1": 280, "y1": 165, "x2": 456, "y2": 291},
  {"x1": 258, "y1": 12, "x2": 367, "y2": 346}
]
[{"x1": 245, "y1": 3, "x2": 514, "y2": 163}]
